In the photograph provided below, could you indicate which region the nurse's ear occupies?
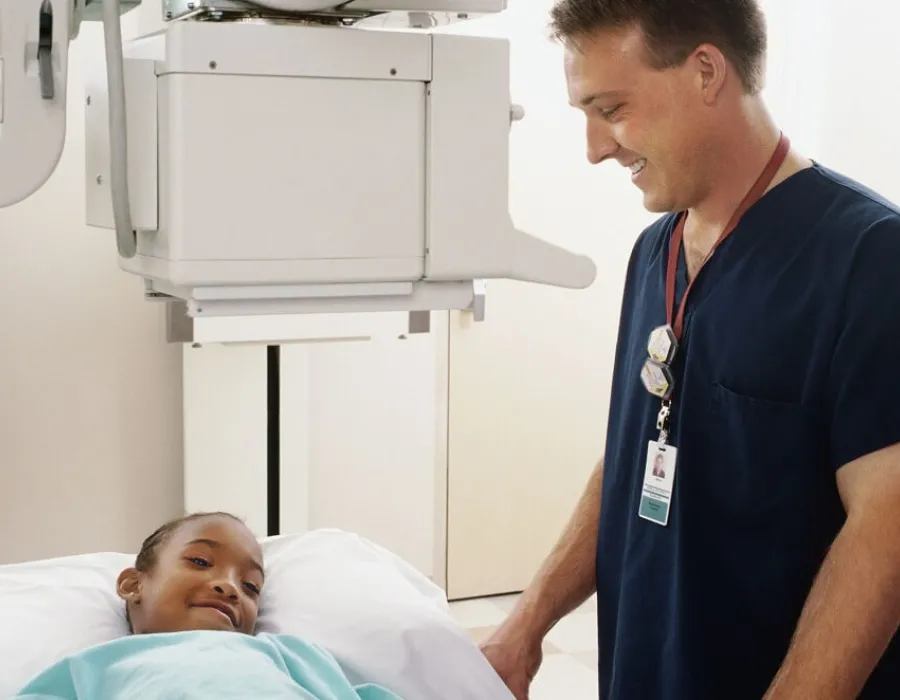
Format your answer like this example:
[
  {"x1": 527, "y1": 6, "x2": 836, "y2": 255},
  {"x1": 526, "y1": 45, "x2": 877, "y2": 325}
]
[
  {"x1": 117, "y1": 567, "x2": 142, "y2": 605},
  {"x1": 687, "y1": 43, "x2": 729, "y2": 105}
]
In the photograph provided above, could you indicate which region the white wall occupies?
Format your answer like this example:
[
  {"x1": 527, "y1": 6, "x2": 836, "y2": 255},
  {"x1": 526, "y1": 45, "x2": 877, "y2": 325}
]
[
  {"x1": 758, "y1": 0, "x2": 900, "y2": 199},
  {"x1": 0, "y1": 19, "x2": 183, "y2": 565}
]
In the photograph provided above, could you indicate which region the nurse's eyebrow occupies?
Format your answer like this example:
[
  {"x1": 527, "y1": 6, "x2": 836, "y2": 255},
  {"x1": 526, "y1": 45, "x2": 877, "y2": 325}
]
[
  {"x1": 186, "y1": 538, "x2": 265, "y2": 578},
  {"x1": 573, "y1": 90, "x2": 628, "y2": 108}
]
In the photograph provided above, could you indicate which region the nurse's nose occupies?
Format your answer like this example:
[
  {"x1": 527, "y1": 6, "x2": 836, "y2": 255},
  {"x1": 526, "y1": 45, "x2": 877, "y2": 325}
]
[{"x1": 587, "y1": 121, "x2": 619, "y2": 165}]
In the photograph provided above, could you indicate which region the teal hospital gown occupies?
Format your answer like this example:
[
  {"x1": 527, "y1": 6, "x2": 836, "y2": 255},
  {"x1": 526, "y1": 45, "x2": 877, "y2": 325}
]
[{"x1": 13, "y1": 631, "x2": 404, "y2": 700}]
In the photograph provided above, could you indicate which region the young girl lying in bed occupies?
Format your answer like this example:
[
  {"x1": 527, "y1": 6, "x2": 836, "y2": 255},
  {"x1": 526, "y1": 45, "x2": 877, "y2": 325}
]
[{"x1": 14, "y1": 512, "x2": 403, "y2": 700}]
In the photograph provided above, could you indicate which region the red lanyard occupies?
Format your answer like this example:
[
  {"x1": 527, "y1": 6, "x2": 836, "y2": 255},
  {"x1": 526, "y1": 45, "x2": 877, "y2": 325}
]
[{"x1": 665, "y1": 133, "x2": 791, "y2": 341}]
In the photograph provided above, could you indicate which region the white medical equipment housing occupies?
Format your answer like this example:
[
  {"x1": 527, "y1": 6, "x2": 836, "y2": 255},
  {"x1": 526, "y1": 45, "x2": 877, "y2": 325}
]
[{"x1": 0, "y1": 0, "x2": 598, "y2": 319}]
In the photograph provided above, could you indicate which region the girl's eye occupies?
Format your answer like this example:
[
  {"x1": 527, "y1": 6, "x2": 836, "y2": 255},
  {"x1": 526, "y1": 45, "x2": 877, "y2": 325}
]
[
  {"x1": 188, "y1": 557, "x2": 210, "y2": 567},
  {"x1": 244, "y1": 582, "x2": 261, "y2": 596}
]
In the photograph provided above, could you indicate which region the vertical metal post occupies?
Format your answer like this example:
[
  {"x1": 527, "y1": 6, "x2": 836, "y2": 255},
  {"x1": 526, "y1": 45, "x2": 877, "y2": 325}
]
[{"x1": 267, "y1": 345, "x2": 281, "y2": 537}]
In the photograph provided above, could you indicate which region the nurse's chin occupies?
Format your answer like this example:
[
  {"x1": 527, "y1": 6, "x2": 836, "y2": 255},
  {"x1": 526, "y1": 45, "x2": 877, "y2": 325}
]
[
  {"x1": 641, "y1": 194, "x2": 675, "y2": 214},
  {"x1": 639, "y1": 186, "x2": 680, "y2": 215}
]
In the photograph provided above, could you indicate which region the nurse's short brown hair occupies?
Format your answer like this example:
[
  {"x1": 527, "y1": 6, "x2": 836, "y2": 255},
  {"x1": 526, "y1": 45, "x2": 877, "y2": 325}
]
[{"x1": 548, "y1": 0, "x2": 768, "y2": 95}]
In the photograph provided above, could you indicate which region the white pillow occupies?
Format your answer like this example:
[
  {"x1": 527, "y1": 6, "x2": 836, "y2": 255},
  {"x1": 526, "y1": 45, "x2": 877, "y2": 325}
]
[
  {"x1": 0, "y1": 550, "x2": 133, "y2": 699},
  {"x1": 0, "y1": 529, "x2": 513, "y2": 700}
]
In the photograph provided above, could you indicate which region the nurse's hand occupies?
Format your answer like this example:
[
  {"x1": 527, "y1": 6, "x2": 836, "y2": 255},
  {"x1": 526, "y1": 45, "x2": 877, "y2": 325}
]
[{"x1": 480, "y1": 626, "x2": 543, "y2": 700}]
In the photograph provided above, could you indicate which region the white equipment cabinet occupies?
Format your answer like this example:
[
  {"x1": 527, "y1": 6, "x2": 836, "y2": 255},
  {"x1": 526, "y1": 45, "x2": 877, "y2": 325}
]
[{"x1": 82, "y1": 16, "x2": 596, "y2": 318}]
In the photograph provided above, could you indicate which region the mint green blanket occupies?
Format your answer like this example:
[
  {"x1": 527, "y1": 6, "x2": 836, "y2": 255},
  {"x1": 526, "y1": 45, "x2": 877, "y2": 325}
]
[{"x1": 13, "y1": 631, "x2": 404, "y2": 699}]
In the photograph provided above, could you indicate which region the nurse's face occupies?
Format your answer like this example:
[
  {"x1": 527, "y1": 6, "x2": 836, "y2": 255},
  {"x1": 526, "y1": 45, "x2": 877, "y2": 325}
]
[
  {"x1": 564, "y1": 25, "x2": 718, "y2": 213},
  {"x1": 117, "y1": 515, "x2": 265, "y2": 635}
]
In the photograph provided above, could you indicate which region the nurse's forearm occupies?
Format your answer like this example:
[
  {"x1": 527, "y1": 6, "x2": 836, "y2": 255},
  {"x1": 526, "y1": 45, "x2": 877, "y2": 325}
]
[
  {"x1": 763, "y1": 506, "x2": 900, "y2": 700},
  {"x1": 502, "y1": 458, "x2": 604, "y2": 642}
]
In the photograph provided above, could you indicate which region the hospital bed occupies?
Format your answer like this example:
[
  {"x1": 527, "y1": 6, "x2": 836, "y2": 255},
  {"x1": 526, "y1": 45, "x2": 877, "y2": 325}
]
[{"x1": 0, "y1": 529, "x2": 516, "y2": 699}]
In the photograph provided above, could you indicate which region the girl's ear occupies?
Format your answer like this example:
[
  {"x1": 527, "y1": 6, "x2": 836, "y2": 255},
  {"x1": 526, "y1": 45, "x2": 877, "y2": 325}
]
[{"x1": 116, "y1": 567, "x2": 142, "y2": 604}]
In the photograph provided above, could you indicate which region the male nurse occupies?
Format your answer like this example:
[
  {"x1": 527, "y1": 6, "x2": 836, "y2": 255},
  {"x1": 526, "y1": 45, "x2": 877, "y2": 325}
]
[{"x1": 481, "y1": 1, "x2": 900, "y2": 699}]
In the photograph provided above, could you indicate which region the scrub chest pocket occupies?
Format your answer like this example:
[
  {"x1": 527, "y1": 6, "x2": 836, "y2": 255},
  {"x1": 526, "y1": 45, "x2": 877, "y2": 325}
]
[{"x1": 704, "y1": 382, "x2": 829, "y2": 527}]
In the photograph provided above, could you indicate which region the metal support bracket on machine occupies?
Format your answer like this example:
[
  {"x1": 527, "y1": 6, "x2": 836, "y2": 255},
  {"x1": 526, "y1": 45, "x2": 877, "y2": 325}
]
[
  {"x1": 468, "y1": 279, "x2": 486, "y2": 322},
  {"x1": 164, "y1": 303, "x2": 448, "y2": 344},
  {"x1": 163, "y1": 276, "x2": 486, "y2": 343}
]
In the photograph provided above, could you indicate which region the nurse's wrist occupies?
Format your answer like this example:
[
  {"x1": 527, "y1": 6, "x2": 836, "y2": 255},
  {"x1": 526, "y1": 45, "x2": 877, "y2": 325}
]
[
  {"x1": 492, "y1": 618, "x2": 546, "y2": 656},
  {"x1": 500, "y1": 597, "x2": 557, "y2": 646}
]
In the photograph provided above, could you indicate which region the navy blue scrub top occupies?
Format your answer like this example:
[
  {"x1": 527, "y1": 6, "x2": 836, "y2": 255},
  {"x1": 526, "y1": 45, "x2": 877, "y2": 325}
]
[{"x1": 597, "y1": 162, "x2": 900, "y2": 700}]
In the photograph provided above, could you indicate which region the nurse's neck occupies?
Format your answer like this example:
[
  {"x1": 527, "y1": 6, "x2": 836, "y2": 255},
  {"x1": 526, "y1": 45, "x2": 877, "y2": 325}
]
[{"x1": 682, "y1": 98, "x2": 812, "y2": 279}]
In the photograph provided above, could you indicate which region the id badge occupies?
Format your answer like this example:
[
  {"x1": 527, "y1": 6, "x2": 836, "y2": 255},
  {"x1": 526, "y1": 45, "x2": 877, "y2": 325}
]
[{"x1": 639, "y1": 441, "x2": 677, "y2": 526}]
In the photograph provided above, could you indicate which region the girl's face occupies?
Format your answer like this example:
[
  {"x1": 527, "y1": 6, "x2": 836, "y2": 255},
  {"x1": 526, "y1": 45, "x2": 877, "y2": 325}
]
[{"x1": 117, "y1": 515, "x2": 265, "y2": 635}]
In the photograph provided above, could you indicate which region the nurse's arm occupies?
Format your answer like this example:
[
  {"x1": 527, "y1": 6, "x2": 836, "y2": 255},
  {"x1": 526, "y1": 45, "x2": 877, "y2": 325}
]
[
  {"x1": 763, "y1": 441, "x2": 900, "y2": 700},
  {"x1": 499, "y1": 457, "x2": 603, "y2": 640}
]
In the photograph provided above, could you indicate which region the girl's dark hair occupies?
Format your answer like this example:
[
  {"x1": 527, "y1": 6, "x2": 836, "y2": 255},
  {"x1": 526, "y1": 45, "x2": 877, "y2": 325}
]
[
  {"x1": 134, "y1": 511, "x2": 245, "y2": 572},
  {"x1": 548, "y1": 0, "x2": 767, "y2": 94}
]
